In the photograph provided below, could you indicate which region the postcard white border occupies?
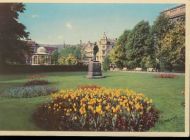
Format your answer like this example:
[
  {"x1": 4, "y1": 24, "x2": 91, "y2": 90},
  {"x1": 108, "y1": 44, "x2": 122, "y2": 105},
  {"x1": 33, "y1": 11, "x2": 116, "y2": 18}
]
[{"x1": 0, "y1": 0, "x2": 189, "y2": 137}]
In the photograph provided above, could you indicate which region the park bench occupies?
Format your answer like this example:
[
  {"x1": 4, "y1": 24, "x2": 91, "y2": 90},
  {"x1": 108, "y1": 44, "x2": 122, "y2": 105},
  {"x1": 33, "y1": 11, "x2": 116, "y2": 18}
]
[
  {"x1": 122, "y1": 67, "x2": 128, "y2": 71},
  {"x1": 147, "y1": 67, "x2": 156, "y2": 72},
  {"x1": 134, "y1": 67, "x2": 142, "y2": 71}
]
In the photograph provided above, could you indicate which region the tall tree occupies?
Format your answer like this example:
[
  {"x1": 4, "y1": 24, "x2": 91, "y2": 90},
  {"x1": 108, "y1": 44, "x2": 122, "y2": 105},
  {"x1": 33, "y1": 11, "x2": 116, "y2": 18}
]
[
  {"x1": 51, "y1": 49, "x2": 59, "y2": 65},
  {"x1": 0, "y1": 3, "x2": 29, "y2": 65},
  {"x1": 126, "y1": 20, "x2": 153, "y2": 69},
  {"x1": 116, "y1": 30, "x2": 131, "y2": 47},
  {"x1": 159, "y1": 20, "x2": 185, "y2": 70},
  {"x1": 109, "y1": 45, "x2": 127, "y2": 69},
  {"x1": 152, "y1": 14, "x2": 174, "y2": 71}
]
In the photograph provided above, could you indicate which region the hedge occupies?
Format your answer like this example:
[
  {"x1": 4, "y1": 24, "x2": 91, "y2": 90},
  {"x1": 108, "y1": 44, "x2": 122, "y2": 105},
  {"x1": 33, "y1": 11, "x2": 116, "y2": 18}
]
[{"x1": 0, "y1": 64, "x2": 88, "y2": 74}]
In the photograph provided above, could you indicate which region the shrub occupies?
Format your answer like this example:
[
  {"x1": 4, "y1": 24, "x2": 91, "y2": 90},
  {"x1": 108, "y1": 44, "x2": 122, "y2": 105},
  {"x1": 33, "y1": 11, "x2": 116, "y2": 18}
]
[
  {"x1": 1, "y1": 86, "x2": 58, "y2": 98},
  {"x1": 155, "y1": 73, "x2": 176, "y2": 78},
  {"x1": 33, "y1": 88, "x2": 159, "y2": 131},
  {"x1": 24, "y1": 80, "x2": 49, "y2": 86},
  {"x1": 0, "y1": 65, "x2": 88, "y2": 74}
]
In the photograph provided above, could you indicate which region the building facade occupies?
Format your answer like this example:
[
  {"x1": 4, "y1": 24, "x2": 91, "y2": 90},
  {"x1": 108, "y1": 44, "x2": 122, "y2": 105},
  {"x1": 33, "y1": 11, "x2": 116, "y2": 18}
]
[
  {"x1": 161, "y1": 4, "x2": 185, "y2": 22},
  {"x1": 81, "y1": 41, "x2": 94, "y2": 65},
  {"x1": 31, "y1": 47, "x2": 52, "y2": 65},
  {"x1": 81, "y1": 33, "x2": 116, "y2": 64},
  {"x1": 26, "y1": 40, "x2": 58, "y2": 65},
  {"x1": 96, "y1": 33, "x2": 116, "y2": 63}
]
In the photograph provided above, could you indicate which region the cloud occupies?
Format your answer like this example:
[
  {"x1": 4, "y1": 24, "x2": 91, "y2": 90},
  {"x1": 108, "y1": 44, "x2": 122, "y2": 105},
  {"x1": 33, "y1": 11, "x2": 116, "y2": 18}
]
[
  {"x1": 31, "y1": 14, "x2": 40, "y2": 18},
  {"x1": 65, "y1": 22, "x2": 73, "y2": 30}
]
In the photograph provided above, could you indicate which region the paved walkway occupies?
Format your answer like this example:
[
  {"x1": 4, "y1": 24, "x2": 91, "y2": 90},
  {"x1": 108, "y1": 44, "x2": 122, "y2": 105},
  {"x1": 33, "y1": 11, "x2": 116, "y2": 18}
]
[{"x1": 110, "y1": 70, "x2": 185, "y2": 75}]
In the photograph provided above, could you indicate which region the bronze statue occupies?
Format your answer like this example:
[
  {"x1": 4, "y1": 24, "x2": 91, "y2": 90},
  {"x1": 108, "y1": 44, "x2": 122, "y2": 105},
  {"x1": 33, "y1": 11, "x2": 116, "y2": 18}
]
[{"x1": 93, "y1": 42, "x2": 99, "y2": 61}]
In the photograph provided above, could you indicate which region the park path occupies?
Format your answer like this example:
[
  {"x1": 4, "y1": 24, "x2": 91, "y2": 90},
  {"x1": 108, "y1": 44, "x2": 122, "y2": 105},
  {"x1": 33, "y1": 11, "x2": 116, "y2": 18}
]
[{"x1": 111, "y1": 70, "x2": 185, "y2": 75}]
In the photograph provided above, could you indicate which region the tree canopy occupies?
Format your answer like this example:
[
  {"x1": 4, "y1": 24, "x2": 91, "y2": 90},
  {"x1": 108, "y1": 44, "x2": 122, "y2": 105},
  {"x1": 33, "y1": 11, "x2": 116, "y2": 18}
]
[{"x1": 0, "y1": 3, "x2": 29, "y2": 65}]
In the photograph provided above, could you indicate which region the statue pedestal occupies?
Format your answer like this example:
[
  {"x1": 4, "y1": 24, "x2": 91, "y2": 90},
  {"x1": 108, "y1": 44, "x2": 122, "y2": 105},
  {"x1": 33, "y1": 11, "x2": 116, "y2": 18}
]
[{"x1": 87, "y1": 61, "x2": 104, "y2": 79}]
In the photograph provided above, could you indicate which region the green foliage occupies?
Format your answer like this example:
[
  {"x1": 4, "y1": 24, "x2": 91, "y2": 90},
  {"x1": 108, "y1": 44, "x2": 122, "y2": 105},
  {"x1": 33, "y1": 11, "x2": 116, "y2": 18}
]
[
  {"x1": 0, "y1": 3, "x2": 29, "y2": 65},
  {"x1": 51, "y1": 49, "x2": 59, "y2": 65},
  {"x1": 58, "y1": 54, "x2": 78, "y2": 65},
  {"x1": 109, "y1": 45, "x2": 127, "y2": 69},
  {"x1": 102, "y1": 55, "x2": 111, "y2": 71},
  {"x1": 58, "y1": 56, "x2": 66, "y2": 65},
  {"x1": 152, "y1": 14, "x2": 185, "y2": 71},
  {"x1": 59, "y1": 47, "x2": 81, "y2": 59},
  {"x1": 116, "y1": 30, "x2": 131, "y2": 47},
  {"x1": 126, "y1": 20, "x2": 154, "y2": 69},
  {"x1": 1, "y1": 86, "x2": 58, "y2": 98},
  {"x1": 159, "y1": 20, "x2": 185, "y2": 69}
]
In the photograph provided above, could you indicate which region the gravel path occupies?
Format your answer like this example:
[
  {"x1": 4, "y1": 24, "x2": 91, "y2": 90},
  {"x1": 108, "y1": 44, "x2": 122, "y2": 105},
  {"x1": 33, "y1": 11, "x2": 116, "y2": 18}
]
[{"x1": 111, "y1": 70, "x2": 185, "y2": 75}]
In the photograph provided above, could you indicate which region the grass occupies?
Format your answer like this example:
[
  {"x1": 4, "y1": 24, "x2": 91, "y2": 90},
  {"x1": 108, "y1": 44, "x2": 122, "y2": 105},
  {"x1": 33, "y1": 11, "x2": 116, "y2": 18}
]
[{"x1": 0, "y1": 71, "x2": 185, "y2": 131}]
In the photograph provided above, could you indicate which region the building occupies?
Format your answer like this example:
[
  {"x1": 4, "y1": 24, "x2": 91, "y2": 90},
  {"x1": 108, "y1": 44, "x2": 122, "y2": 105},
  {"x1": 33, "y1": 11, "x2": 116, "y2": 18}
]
[
  {"x1": 81, "y1": 33, "x2": 116, "y2": 64},
  {"x1": 161, "y1": 4, "x2": 185, "y2": 22},
  {"x1": 81, "y1": 41, "x2": 94, "y2": 64},
  {"x1": 26, "y1": 40, "x2": 58, "y2": 65},
  {"x1": 96, "y1": 33, "x2": 116, "y2": 63},
  {"x1": 31, "y1": 47, "x2": 51, "y2": 65}
]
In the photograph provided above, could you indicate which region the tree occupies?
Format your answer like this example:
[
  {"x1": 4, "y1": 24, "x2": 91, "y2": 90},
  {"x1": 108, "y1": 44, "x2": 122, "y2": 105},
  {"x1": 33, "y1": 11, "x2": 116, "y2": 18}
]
[
  {"x1": 109, "y1": 45, "x2": 127, "y2": 69},
  {"x1": 58, "y1": 56, "x2": 66, "y2": 65},
  {"x1": 152, "y1": 14, "x2": 174, "y2": 71},
  {"x1": 65, "y1": 54, "x2": 78, "y2": 65},
  {"x1": 0, "y1": 3, "x2": 29, "y2": 65},
  {"x1": 159, "y1": 20, "x2": 185, "y2": 71},
  {"x1": 59, "y1": 46, "x2": 82, "y2": 59},
  {"x1": 51, "y1": 49, "x2": 59, "y2": 64},
  {"x1": 126, "y1": 20, "x2": 154, "y2": 69},
  {"x1": 58, "y1": 54, "x2": 78, "y2": 65},
  {"x1": 116, "y1": 30, "x2": 131, "y2": 47},
  {"x1": 102, "y1": 55, "x2": 111, "y2": 71}
]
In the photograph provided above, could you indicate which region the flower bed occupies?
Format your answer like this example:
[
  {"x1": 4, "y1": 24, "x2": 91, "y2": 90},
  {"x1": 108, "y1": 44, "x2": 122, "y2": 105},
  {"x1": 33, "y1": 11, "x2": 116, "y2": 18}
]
[
  {"x1": 77, "y1": 84, "x2": 101, "y2": 90},
  {"x1": 1, "y1": 86, "x2": 58, "y2": 98},
  {"x1": 24, "y1": 74, "x2": 49, "y2": 86},
  {"x1": 33, "y1": 87, "x2": 159, "y2": 131},
  {"x1": 24, "y1": 80, "x2": 49, "y2": 86},
  {"x1": 155, "y1": 73, "x2": 176, "y2": 78}
]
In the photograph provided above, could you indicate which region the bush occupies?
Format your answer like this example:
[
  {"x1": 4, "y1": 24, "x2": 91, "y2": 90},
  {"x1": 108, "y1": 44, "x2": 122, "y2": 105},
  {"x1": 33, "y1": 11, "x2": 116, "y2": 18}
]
[
  {"x1": 155, "y1": 73, "x2": 176, "y2": 78},
  {"x1": 0, "y1": 64, "x2": 88, "y2": 74},
  {"x1": 24, "y1": 80, "x2": 49, "y2": 86},
  {"x1": 1, "y1": 86, "x2": 58, "y2": 98},
  {"x1": 33, "y1": 88, "x2": 159, "y2": 131}
]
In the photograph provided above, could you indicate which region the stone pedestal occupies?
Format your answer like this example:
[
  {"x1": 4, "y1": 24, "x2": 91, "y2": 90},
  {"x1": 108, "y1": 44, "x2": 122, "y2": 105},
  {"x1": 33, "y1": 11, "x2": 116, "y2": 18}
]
[{"x1": 87, "y1": 61, "x2": 104, "y2": 79}]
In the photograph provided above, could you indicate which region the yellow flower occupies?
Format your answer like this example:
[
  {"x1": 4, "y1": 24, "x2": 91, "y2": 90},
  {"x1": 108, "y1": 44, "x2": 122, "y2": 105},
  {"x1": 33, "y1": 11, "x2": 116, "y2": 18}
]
[
  {"x1": 105, "y1": 104, "x2": 111, "y2": 111},
  {"x1": 79, "y1": 107, "x2": 86, "y2": 115},
  {"x1": 96, "y1": 105, "x2": 102, "y2": 114},
  {"x1": 88, "y1": 105, "x2": 94, "y2": 111},
  {"x1": 112, "y1": 107, "x2": 116, "y2": 113},
  {"x1": 97, "y1": 98, "x2": 102, "y2": 103}
]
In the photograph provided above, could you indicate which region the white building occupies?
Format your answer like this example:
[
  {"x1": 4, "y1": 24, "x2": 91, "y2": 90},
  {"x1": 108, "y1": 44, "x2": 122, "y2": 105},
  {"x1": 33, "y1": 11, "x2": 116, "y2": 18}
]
[{"x1": 31, "y1": 47, "x2": 51, "y2": 65}]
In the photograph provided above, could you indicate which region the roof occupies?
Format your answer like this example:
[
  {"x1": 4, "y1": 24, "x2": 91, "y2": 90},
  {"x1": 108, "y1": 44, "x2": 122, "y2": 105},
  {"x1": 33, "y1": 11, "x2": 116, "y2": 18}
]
[{"x1": 161, "y1": 4, "x2": 185, "y2": 13}]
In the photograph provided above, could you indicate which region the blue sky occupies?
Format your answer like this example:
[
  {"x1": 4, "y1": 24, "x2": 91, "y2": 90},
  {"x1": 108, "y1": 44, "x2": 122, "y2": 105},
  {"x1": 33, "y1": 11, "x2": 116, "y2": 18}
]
[{"x1": 19, "y1": 3, "x2": 179, "y2": 45}]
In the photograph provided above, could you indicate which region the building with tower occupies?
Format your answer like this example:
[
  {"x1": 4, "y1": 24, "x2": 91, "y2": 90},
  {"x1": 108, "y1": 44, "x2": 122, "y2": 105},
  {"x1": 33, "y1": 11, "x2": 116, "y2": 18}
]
[
  {"x1": 81, "y1": 33, "x2": 116, "y2": 64},
  {"x1": 96, "y1": 32, "x2": 116, "y2": 63}
]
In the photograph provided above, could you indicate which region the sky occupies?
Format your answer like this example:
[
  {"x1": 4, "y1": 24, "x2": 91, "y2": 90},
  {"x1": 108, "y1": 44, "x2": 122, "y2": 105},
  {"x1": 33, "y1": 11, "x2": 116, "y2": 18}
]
[{"x1": 19, "y1": 3, "x2": 179, "y2": 45}]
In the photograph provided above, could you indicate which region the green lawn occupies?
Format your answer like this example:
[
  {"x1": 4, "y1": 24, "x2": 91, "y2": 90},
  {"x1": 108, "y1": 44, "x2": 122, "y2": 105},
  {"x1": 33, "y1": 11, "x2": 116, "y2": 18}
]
[{"x1": 0, "y1": 71, "x2": 185, "y2": 131}]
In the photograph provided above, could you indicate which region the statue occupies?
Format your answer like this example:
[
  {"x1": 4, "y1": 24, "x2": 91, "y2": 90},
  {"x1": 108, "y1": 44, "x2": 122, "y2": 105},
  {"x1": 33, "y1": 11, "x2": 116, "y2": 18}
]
[
  {"x1": 93, "y1": 42, "x2": 99, "y2": 61},
  {"x1": 87, "y1": 42, "x2": 103, "y2": 79}
]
